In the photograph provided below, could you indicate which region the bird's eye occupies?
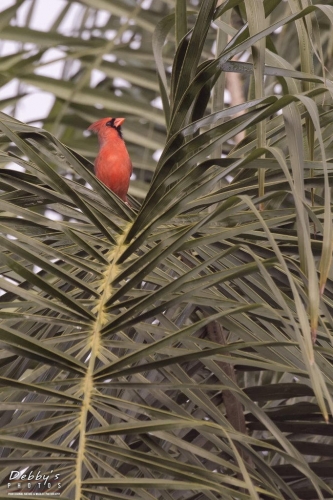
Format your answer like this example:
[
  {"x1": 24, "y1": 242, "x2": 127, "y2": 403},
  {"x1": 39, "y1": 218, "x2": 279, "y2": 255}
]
[{"x1": 106, "y1": 119, "x2": 115, "y2": 127}]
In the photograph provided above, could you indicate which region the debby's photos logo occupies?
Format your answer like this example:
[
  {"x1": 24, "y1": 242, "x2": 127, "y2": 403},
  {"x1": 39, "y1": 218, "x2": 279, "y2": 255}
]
[{"x1": 7, "y1": 469, "x2": 62, "y2": 496}]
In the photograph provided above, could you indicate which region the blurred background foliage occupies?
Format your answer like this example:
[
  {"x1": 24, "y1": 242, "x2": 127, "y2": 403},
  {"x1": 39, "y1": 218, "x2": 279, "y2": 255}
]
[
  {"x1": 1, "y1": 0, "x2": 196, "y2": 198},
  {"x1": 3, "y1": 0, "x2": 331, "y2": 197}
]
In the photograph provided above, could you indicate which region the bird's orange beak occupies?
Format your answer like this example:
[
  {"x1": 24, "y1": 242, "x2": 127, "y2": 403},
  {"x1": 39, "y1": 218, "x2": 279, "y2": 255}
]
[{"x1": 114, "y1": 118, "x2": 125, "y2": 127}]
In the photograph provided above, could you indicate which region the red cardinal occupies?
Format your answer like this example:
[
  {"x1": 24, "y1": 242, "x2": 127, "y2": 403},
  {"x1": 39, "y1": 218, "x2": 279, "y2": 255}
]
[{"x1": 88, "y1": 117, "x2": 132, "y2": 203}]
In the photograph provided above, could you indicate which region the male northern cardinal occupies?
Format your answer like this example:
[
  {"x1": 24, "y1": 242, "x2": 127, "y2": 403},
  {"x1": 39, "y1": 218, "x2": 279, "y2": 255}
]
[{"x1": 88, "y1": 117, "x2": 132, "y2": 203}]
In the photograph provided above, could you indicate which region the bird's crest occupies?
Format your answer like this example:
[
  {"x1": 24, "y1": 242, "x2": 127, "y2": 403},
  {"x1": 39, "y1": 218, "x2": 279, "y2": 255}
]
[{"x1": 88, "y1": 117, "x2": 125, "y2": 137}]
